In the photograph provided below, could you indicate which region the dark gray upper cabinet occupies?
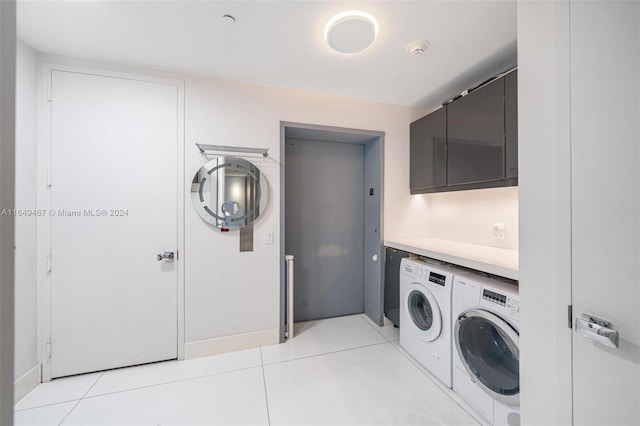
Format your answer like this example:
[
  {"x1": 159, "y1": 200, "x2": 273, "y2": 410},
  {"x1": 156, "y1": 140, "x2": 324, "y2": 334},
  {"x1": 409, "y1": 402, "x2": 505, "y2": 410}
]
[
  {"x1": 410, "y1": 69, "x2": 517, "y2": 194},
  {"x1": 410, "y1": 106, "x2": 446, "y2": 191},
  {"x1": 447, "y1": 77, "x2": 505, "y2": 185},
  {"x1": 505, "y1": 70, "x2": 518, "y2": 179}
]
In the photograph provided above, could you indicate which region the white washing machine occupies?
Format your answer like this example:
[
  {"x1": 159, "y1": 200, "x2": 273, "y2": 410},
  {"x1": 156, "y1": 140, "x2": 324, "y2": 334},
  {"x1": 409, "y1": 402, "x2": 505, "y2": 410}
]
[
  {"x1": 399, "y1": 257, "x2": 463, "y2": 388},
  {"x1": 452, "y1": 273, "x2": 520, "y2": 426}
]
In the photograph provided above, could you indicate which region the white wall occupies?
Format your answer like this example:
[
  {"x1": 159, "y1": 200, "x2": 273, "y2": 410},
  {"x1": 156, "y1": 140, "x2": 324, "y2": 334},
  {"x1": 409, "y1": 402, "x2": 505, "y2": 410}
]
[
  {"x1": 31, "y1": 53, "x2": 428, "y2": 352},
  {"x1": 182, "y1": 73, "x2": 520, "y2": 348},
  {"x1": 32, "y1": 53, "x2": 516, "y2": 357},
  {"x1": 183, "y1": 74, "x2": 427, "y2": 344},
  {"x1": 15, "y1": 39, "x2": 39, "y2": 380},
  {"x1": 517, "y1": 1, "x2": 573, "y2": 425},
  {"x1": 426, "y1": 186, "x2": 518, "y2": 249}
]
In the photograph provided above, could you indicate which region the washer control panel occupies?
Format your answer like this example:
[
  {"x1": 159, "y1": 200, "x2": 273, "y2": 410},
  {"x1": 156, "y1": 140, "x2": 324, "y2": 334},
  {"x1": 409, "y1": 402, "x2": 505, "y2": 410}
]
[
  {"x1": 401, "y1": 260, "x2": 426, "y2": 280},
  {"x1": 429, "y1": 272, "x2": 447, "y2": 287},
  {"x1": 401, "y1": 258, "x2": 458, "y2": 292},
  {"x1": 482, "y1": 289, "x2": 507, "y2": 306},
  {"x1": 402, "y1": 261, "x2": 416, "y2": 275}
]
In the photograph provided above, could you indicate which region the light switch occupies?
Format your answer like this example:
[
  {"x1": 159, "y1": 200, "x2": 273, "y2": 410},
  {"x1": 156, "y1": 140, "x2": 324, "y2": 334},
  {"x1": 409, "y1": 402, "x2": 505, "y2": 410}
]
[{"x1": 265, "y1": 231, "x2": 274, "y2": 245}]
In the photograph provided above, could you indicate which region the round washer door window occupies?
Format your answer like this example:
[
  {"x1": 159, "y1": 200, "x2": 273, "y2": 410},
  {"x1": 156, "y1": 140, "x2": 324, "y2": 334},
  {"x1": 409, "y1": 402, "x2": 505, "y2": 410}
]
[
  {"x1": 454, "y1": 309, "x2": 519, "y2": 406},
  {"x1": 404, "y1": 283, "x2": 442, "y2": 342}
]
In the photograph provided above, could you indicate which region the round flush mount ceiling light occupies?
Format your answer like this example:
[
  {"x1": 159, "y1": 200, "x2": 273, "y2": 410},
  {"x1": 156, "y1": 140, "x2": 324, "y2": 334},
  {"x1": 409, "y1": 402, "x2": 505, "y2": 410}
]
[{"x1": 325, "y1": 11, "x2": 378, "y2": 54}]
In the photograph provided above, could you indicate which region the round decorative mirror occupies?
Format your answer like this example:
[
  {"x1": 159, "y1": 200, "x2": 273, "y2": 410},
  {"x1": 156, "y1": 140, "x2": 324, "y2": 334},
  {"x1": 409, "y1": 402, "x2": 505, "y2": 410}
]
[{"x1": 191, "y1": 157, "x2": 268, "y2": 229}]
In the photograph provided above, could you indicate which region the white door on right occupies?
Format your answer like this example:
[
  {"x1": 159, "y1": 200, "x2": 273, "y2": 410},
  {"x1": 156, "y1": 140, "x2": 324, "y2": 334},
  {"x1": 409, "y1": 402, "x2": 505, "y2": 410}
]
[{"x1": 570, "y1": 1, "x2": 639, "y2": 424}]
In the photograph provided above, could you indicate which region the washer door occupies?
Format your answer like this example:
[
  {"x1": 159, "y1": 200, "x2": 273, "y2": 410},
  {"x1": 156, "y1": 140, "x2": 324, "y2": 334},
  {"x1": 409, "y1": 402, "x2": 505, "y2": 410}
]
[
  {"x1": 454, "y1": 309, "x2": 519, "y2": 406},
  {"x1": 404, "y1": 283, "x2": 442, "y2": 342}
]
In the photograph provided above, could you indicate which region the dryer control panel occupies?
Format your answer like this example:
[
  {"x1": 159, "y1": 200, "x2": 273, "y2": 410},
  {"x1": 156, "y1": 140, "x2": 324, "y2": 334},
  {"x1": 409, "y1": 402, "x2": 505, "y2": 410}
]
[{"x1": 481, "y1": 287, "x2": 520, "y2": 321}]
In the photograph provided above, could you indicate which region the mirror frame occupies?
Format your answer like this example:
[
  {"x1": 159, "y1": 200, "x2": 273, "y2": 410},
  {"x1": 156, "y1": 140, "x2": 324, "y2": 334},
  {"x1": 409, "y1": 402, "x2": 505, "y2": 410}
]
[{"x1": 191, "y1": 157, "x2": 268, "y2": 229}]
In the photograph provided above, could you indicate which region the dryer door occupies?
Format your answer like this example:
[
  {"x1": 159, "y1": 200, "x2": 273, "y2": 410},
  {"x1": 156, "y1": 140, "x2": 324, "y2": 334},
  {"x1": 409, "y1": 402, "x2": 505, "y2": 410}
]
[
  {"x1": 454, "y1": 309, "x2": 519, "y2": 406},
  {"x1": 404, "y1": 283, "x2": 442, "y2": 342}
]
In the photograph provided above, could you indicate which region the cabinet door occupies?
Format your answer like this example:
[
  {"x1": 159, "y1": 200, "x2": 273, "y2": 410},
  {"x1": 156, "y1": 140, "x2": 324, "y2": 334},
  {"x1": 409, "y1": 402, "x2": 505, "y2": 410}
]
[
  {"x1": 383, "y1": 263, "x2": 400, "y2": 326},
  {"x1": 505, "y1": 70, "x2": 518, "y2": 179},
  {"x1": 447, "y1": 78, "x2": 505, "y2": 185},
  {"x1": 410, "y1": 107, "x2": 446, "y2": 191},
  {"x1": 383, "y1": 248, "x2": 409, "y2": 327}
]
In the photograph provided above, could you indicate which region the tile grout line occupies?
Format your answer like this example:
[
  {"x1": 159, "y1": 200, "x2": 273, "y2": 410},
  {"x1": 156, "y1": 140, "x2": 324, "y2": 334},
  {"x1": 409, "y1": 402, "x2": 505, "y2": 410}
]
[
  {"x1": 79, "y1": 362, "x2": 264, "y2": 401},
  {"x1": 21, "y1": 363, "x2": 270, "y2": 415},
  {"x1": 388, "y1": 343, "x2": 483, "y2": 426},
  {"x1": 263, "y1": 340, "x2": 391, "y2": 367},
  {"x1": 259, "y1": 347, "x2": 272, "y2": 426},
  {"x1": 357, "y1": 313, "x2": 394, "y2": 342},
  {"x1": 14, "y1": 398, "x2": 81, "y2": 413},
  {"x1": 57, "y1": 371, "x2": 104, "y2": 426},
  {"x1": 41, "y1": 337, "x2": 391, "y2": 407}
]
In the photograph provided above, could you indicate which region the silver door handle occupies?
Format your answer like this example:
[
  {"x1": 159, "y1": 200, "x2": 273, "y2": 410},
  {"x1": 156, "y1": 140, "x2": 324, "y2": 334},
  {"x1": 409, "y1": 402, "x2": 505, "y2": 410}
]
[
  {"x1": 157, "y1": 251, "x2": 175, "y2": 262},
  {"x1": 575, "y1": 313, "x2": 619, "y2": 349}
]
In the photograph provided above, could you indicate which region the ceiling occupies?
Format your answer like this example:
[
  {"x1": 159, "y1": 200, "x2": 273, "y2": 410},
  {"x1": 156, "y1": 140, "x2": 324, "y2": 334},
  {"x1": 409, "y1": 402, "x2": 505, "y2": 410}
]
[{"x1": 17, "y1": 0, "x2": 517, "y2": 109}]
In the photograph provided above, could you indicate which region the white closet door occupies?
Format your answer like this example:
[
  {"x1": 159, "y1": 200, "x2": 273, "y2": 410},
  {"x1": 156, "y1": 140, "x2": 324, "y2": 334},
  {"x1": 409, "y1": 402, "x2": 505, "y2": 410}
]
[
  {"x1": 570, "y1": 2, "x2": 640, "y2": 424},
  {"x1": 50, "y1": 70, "x2": 179, "y2": 378}
]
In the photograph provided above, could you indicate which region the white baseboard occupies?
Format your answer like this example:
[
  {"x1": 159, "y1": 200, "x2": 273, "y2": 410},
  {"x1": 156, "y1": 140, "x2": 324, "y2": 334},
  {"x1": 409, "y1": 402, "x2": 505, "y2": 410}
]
[
  {"x1": 185, "y1": 328, "x2": 279, "y2": 360},
  {"x1": 14, "y1": 364, "x2": 41, "y2": 403}
]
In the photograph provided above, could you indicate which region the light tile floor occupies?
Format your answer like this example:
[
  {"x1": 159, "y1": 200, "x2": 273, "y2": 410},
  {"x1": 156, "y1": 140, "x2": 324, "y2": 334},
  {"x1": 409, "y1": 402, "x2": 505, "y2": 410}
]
[{"x1": 15, "y1": 314, "x2": 481, "y2": 426}]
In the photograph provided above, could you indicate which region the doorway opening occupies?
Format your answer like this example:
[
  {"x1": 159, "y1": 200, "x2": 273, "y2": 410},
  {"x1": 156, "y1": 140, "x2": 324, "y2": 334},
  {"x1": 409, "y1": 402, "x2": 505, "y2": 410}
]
[{"x1": 279, "y1": 123, "x2": 384, "y2": 342}]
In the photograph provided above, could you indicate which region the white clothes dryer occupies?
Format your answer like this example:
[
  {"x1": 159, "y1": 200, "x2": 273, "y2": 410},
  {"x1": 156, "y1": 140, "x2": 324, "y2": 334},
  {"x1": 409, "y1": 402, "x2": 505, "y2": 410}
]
[
  {"x1": 452, "y1": 273, "x2": 520, "y2": 426},
  {"x1": 399, "y1": 257, "x2": 463, "y2": 387}
]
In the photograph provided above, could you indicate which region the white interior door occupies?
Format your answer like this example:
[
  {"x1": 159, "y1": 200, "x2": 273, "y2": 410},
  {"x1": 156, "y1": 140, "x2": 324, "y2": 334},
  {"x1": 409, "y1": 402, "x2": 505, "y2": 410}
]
[
  {"x1": 49, "y1": 70, "x2": 179, "y2": 378},
  {"x1": 570, "y1": 2, "x2": 640, "y2": 424}
]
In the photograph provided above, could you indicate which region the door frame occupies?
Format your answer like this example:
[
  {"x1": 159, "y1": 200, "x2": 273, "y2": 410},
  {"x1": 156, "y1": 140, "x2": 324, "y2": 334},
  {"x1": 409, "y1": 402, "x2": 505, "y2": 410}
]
[
  {"x1": 278, "y1": 122, "x2": 385, "y2": 342},
  {"x1": 38, "y1": 63, "x2": 185, "y2": 381}
]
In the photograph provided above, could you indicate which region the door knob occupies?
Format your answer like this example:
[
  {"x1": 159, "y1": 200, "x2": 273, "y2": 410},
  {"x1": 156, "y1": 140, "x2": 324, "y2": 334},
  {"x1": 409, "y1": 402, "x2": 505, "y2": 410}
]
[
  {"x1": 157, "y1": 251, "x2": 175, "y2": 262},
  {"x1": 575, "y1": 313, "x2": 619, "y2": 349}
]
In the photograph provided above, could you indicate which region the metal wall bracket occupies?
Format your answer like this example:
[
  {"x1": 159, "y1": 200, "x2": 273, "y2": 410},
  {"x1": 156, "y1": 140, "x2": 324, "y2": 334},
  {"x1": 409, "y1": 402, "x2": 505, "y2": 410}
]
[{"x1": 196, "y1": 143, "x2": 269, "y2": 158}]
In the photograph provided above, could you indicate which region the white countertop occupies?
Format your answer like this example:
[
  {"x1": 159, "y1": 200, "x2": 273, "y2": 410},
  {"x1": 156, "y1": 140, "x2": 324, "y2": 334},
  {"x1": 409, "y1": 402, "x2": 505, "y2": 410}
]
[{"x1": 384, "y1": 238, "x2": 519, "y2": 280}]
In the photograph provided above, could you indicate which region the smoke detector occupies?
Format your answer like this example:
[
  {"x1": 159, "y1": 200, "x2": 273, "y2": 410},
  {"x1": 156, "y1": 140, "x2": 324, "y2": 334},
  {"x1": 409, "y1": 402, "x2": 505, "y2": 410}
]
[
  {"x1": 325, "y1": 11, "x2": 378, "y2": 54},
  {"x1": 407, "y1": 40, "x2": 430, "y2": 56}
]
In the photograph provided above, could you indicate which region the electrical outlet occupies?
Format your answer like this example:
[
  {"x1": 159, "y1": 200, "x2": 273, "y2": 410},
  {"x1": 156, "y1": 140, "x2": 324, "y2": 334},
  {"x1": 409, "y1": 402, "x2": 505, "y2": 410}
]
[{"x1": 492, "y1": 223, "x2": 506, "y2": 240}]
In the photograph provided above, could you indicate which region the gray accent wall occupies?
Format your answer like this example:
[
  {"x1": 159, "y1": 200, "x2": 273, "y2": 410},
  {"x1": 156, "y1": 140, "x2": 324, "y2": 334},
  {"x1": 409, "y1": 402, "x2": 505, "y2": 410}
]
[
  {"x1": 285, "y1": 138, "x2": 365, "y2": 321},
  {"x1": 363, "y1": 138, "x2": 384, "y2": 325},
  {"x1": 280, "y1": 123, "x2": 384, "y2": 337},
  {"x1": 0, "y1": 0, "x2": 16, "y2": 422}
]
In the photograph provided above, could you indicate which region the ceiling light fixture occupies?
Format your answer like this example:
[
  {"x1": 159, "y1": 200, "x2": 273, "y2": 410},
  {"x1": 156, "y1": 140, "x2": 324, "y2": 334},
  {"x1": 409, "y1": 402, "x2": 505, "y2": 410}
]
[{"x1": 325, "y1": 11, "x2": 378, "y2": 54}]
